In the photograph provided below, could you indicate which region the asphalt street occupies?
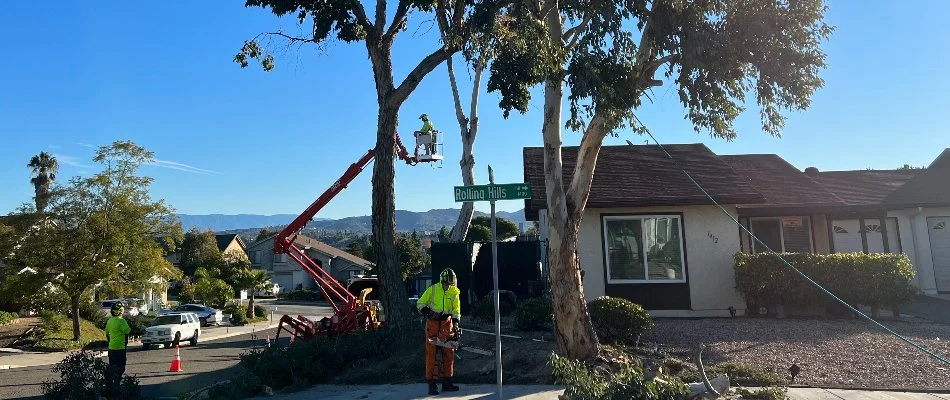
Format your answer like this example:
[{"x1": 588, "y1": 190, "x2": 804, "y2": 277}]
[{"x1": 0, "y1": 301, "x2": 331, "y2": 400}]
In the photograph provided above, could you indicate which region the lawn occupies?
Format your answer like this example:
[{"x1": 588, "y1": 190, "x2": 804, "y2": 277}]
[{"x1": 35, "y1": 318, "x2": 106, "y2": 352}]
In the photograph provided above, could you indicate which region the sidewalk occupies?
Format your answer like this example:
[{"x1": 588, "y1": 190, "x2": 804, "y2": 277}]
[
  {"x1": 248, "y1": 385, "x2": 950, "y2": 400},
  {"x1": 0, "y1": 319, "x2": 278, "y2": 369}
]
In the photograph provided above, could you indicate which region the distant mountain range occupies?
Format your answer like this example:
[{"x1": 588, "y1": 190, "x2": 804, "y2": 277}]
[{"x1": 177, "y1": 208, "x2": 528, "y2": 233}]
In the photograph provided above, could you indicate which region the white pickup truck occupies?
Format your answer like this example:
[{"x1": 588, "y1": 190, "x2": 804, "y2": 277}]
[{"x1": 142, "y1": 312, "x2": 201, "y2": 350}]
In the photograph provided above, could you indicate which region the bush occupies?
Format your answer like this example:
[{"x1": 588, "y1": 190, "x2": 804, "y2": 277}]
[
  {"x1": 470, "y1": 296, "x2": 515, "y2": 322},
  {"x1": 195, "y1": 278, "x2": 234, "y2": 308},
  {"x1": 513, "y1": 297, "x2": 553, "y2": 330},
  {"x1": 550, "y1": 352, "x2": 690, "y2": 400},
  {"x1": 177, "y1": 280, "x2": 196, "y2": 304},
  {"x1": 588, "y1": 296, "x2": 653, "y2": 345},
  {"x1": 692, "y1": 362, "x2": 785, "y2": 387},
  {"x1": 78, "y1": 300, "x2": 108, "y2": 329},
  {"x1": 254, "y1": 305, "x2": 267, "y2": 318},
  {"x1": 277, "y1": 290, "x2": 322, "y2": 301},
  {"x1": 205, "y1": 371, "x2": 263, "y2": 400},
  {"x1": 225, "y1": 303, "x2": 249, "y2": 326},
  {"x1": 735, "y1": 387, "x2": 788, "y2": 400},
  {"x1": 734, "y1": 252, "x2": 918, "y2": 311},
  {"x1": 39, "y1": 311, "x2": 68, "y2": 334},
  {"x1": 125, "y1": 315, "x2": 155, "y2": 338},
  {"x1": 0, "y1": 311, "x2": 18, "y2": 325},
  {"x1": 239, "y1": 328, "x2": 417, "y2": 391},
  {"x1": 28, "y1": 290, "x2": 71, "y2": 315},
  {"x1": 41, "y1": 350, "x2": 141, "y2": 400}
]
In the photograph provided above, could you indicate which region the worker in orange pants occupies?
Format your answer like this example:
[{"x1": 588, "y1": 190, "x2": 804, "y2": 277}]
[{"x1": 418, "y1": 268, "x2": 462, "y2": 395}]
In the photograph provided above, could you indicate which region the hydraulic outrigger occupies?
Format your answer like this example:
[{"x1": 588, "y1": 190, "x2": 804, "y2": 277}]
[{"x1": 273, "y1": 132, "x2": 441, "y2": 342}]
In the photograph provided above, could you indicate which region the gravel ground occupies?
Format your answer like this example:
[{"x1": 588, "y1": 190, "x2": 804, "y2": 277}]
[{"x1": 642, "y1": 317, "x2": 950, "y2": 389}]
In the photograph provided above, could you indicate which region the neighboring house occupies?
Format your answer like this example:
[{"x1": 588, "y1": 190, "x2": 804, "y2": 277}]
[
  {"x1": 163, "y1": 233, "x2": 248, "y2": 268},
  {"x1": 523, "y1": 144, "x2": 950, "y2": 317},
  {"x1": 246, "y1": 233, "x2": 374, "y2": 292}
]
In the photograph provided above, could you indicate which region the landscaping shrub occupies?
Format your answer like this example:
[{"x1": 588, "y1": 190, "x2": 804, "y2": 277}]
[
  {"x1": 550, "y1": 352, "x2": 689, "y2": 400},
  {"x1": 680, "y1": 361, "x2": 784, "y2": 387},
  {"x1": 39, "y1": 311, "x2": 67, "y2": 334},
  {"x1": 225, "y1": 303, "x2": 249, "y2": 326},
  {"x1": 513, "y1": 297, "x2": 552, "y2": 330},
  {"x1": 734, "y1": 252, "x2": 918, "y2": 311},
  {"x1": 0, "y1": 311, "x2": 18, "y2": 325},
  {"x1": 41, "y1": 350, "x2": 141, "y2": 400},
  {"x1": 587, "y1": 296, "x2": 653, "y2": 345},
  {"x1": 205, "y1": 371, "x2": 263, "y2": 400},
  {"x1": 177, "y1": 280, "x2": 196, "y2": 304},
  {"x1": 28, "y1": 290, "x2": 71, "y2": 315},
  {"x1": 277, "y1": 289, "x2": 322, "y2": 301},
  {"x1": 78, "y1": 300, "x2": 108, "y2": 329},
  {"x1": 254, "y1": 305, "x2": 267, "y2": 318},
  {"x1": 125, "y1": 315, "x2": 155, "y2": 338},
  {"x1": 470, "y1": 296, "x2": 515, "y2": 322},
  {"x1": 735, "y1": 387, "x2": 788, "y2": 400},
  {"x1": 239, "y1": 328, "x2": 417, "y2": 391}
]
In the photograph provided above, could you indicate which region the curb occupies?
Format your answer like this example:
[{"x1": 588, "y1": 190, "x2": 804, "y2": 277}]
[
  {"x1": 0, "y1": 325, "x2": 277, "y2": 371},
  {"x1": 784, "y1": 384, "x2": 950, "y2": 394}
]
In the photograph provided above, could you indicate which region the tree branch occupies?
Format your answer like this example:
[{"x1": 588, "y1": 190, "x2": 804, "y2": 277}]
[
  {"x1": 389, "y1": 46, "x2": 452, "y2": 106},
  {"x1": 539, "y1": 0, "x2": 558, "y2": 22},
  {"x1": 447, "y1": 56, "x2": 468, "y2": 128},
  {"x1": 562, "y1": 13, "x2": 592, "y2": 49},
  {"x1": 384, "y1": 0, "x2": 412, "y2": 38},
  {"x1": 566, "y1": 113, "x2": 608, "y2": 220},
  {"x1": 350, "y1": 0, "x2": 376, "y2": 37},
  {"x1": 375, "y1": 0, "x2": 387, "y2": 33},
  {"x1": 266, "y1": 31, "x2": 317, "y2": 44}
]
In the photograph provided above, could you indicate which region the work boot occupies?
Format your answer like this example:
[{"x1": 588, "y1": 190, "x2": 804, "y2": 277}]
[
  {"x1": 428, "y1": 380, "x2": 440, "y2": 395},
  {"x1": 442, "y1": 377, "x2": 460, "y2": 392}
]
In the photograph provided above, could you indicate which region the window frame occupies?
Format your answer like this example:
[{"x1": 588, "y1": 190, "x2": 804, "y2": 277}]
[
  {"x1": 747, "y1": 216, "x2": 815, "y2": 254},
  {"x1": 601, "y1": 214, "x2": 688, "y2": 284}
]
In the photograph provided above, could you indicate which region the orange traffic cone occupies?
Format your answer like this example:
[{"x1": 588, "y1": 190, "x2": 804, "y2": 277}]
[{"x1": 168, "y1": 344, "x2": 183, "y2": 372}]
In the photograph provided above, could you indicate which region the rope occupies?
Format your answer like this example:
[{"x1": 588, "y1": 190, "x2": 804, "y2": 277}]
[{"x1": 639, "y1": 130, "x2": 950, "y2": 367}]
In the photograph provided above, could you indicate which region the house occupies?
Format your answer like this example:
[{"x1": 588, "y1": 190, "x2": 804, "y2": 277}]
[
  {"x1": 163, "y1": 233, "x2": 247, "y2": 268},
  {"x1": 523, "y1": 144, "x2": 950, "y2": 317},
  {"x1": 246, "y1": 233, "x2": 374, "y2": 292}
]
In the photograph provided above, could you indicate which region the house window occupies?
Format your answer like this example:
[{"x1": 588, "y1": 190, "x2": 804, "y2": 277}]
[
  {"x1": 831, "y1": 217, "x2": 900, "y2": 254},
  {"x1": 602, "y1": 215, "x2": 685, "y2": 283},
  {"x1": 747, "y1": 217, "x2": 813, "y2": 253},
  {"x1": 252, "y1": 251, "x2": 261, "y2": 264}
]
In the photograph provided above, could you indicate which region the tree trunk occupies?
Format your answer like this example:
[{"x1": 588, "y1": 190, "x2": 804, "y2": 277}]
[
  {"x1": 448, "y1": 56, "x2": 483, "y2": 242},
  {"x1": 70, "y1": 294, "x2": 81, "y2": 341},
  {"x1": 372, "y1": 104, "x2": 411, "y2": 330},
  {"x1": 541, "y1": 48, "x2": 599, "y2": 361},
  {"x1": 247, "y1": 293, "x2": 255, "y2": 319}
]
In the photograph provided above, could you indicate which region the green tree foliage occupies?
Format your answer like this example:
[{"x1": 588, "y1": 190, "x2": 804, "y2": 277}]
[
  {"x1": 28, "y1": 151, "x2": 59, "y2": 213},
  {"x1": 255, "y1": 228, "x2": 274, "y2": 242},
  {"x1": 362, "y1": 232, "x2": 431, "y2": 279},
  {"x1": 234, "y1": 268, "x2": 271, "y2": 318},
  {"x1": 220, "y1": 249, "x2": 252, "y2": 286},
  {"x1": 344, "y1": 241, "x2": 364, "y2": 258},
  {"x1": 485, "y1": 0, "x2": 831, "y2": 361},
  {"x1": 237, "y1": 0, "x2": 506, "y2": 330},
  {"x1": 193, "y1": 267, "x2": 234, "y2": 308},
  {"x1": 178, "y1": 228, "x2": 223, "y2": 277},
  {"x1": 465, "y1": 216, "x2": 520, "y2": 242},
  {"x1": 14, "y1": 141, "x2": 182, "y2": 341}
]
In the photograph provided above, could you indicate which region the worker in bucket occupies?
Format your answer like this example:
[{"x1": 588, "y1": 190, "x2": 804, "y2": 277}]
[
  {"x1": 105, "y1": 301, "x2": 131, "y2": 393},
  {"x1": 417, "y1": 268, "x2": 462, "y2": 395},
  {"x1": 417, "y1": 114, "x2": 437, "y2": 155}
]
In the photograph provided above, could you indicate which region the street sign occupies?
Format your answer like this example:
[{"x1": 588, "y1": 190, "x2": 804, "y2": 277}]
[{"x1": 453, "y1": 183, "x2": 531, "y2": 202}]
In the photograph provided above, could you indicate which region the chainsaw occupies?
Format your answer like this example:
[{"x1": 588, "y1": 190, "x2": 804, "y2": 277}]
[{"x1": 428, "y1": 337, "x2": 494, "y2": 356}]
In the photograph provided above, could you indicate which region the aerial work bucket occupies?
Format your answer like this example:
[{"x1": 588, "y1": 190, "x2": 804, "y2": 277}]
[{"x1": 414, "y1": 114, "x2": 444, "y2": 162}]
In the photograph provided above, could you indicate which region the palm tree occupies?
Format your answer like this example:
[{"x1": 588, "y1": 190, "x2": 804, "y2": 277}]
[
  {"x1": 235, "y1": 269, "x2": 271, "y2": 319},
  {"x1": 27, "y1": 152, "x2": 59, "y2": 212}
]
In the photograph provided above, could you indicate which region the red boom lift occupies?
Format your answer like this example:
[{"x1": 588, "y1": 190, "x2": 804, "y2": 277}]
[{"x1": 272, "y1": 132, "x2": 441, "y2": 342}]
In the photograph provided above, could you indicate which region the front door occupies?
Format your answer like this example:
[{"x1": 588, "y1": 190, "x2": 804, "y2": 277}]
[{"x1": 928, "y1": 217, "x2": 950, "y2": 292}]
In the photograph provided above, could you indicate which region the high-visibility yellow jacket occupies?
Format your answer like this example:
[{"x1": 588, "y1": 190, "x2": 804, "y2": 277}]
[
  {"x1": 417, "y1": 283, "x2": 461, "y2": 320},
  {"x1": 420, "y1": 120, "x2": 436, "y2": 133}
]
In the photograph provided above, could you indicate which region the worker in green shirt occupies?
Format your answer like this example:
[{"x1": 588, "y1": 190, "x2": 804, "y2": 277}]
[{"x1": 105, "y1": 301, "x2": 131, "y2": 387}]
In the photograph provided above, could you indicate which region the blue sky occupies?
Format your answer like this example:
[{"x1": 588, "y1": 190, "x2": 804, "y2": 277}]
[{"x1": 1, "y1": 1, "x2": 948, "y2": 219}]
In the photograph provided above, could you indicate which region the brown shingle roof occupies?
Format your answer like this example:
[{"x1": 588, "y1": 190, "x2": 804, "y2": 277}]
[
  {"x1": 522, "y1": 144, "x2": 766, "y2": 220},
  {"x1": 810, "y1": 170, "x2": 918, "y2": 206},
  {"x1": 719, "y1": 154, "x2": 845, "y2": 208},
  {"x1": 884, "y1": 168, "x2": 950, "y2": 207},
  {"x1": 291, "y1": 234, "x2": 374, "y2": 270}
]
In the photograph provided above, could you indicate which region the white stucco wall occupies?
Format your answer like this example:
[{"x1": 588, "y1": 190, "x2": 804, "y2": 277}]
[
  {"x1": 573, "y1": 205, "x2": 745, "y2": 317},
  {"x1": 889, "y1": 207, "x2": 950, "y2": 295}
]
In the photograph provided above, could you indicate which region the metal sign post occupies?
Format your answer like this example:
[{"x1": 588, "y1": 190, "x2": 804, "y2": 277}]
[{"x1": 454, "y1": 167, "x2": 531, "y2": 400}]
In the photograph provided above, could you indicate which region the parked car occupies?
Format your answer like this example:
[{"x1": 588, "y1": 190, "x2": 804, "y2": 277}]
[
  {"x1": 141, "y1": 312, "x2": 201, "y2": 350},
  {"x1": 255, "y1": 283, "x2": 281, "y2": 297},
  {"x1": 160, "y1": 304, "x2": 222, "y2": 326},
  {"x1": 100, "y1": 299, "x2": 140, "y2": 317}
]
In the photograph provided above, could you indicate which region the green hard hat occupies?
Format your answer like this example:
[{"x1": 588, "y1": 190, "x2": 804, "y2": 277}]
[
  {"x1": 110, "y1": 301, "x2": 125, "y2": 317},
  {"x1": 440, "y1": 268, "x2": 457, "y2": 285}
]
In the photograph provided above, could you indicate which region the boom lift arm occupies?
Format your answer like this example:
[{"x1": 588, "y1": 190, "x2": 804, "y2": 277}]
[{"x1": 272, "y1": 133, "x2": 422, "y2": 340}]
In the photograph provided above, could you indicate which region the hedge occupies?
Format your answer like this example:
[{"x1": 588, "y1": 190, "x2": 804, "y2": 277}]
[{"x1": 734, "y1": 252, "x2": 918, "y2": 311}]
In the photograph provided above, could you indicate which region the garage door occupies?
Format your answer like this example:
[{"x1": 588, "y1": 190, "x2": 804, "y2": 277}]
[{"x1": 928, "y1": 217, "x2": 950, "y2": 292}]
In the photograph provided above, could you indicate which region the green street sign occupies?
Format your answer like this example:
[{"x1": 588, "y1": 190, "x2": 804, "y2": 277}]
[{"x1": 454, "y1": 183, "x2": 532, "y2": 202}]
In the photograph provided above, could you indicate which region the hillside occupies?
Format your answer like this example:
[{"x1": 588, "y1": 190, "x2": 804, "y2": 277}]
[{"x1": 179, "y1": 208, "x2": 528, "y2": 233}]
